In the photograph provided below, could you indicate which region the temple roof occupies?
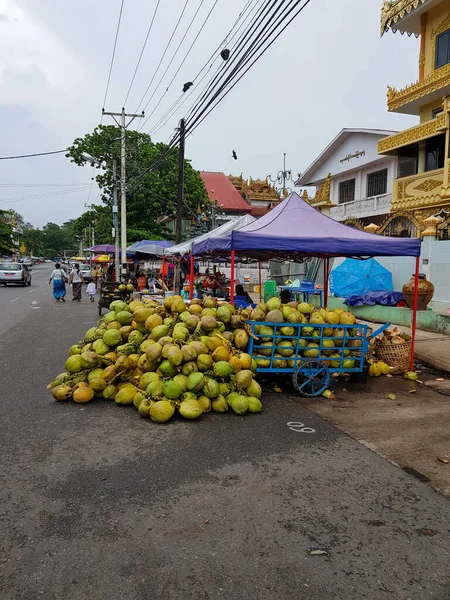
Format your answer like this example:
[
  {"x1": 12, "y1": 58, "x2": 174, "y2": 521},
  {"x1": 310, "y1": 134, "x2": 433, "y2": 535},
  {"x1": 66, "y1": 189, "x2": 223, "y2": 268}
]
[
  {"x1": 381, "y1": 0, "x2": 440, "y2": 36},
  {"x1": 200, "y1": 172, "x2": 251, "y2": 213}
]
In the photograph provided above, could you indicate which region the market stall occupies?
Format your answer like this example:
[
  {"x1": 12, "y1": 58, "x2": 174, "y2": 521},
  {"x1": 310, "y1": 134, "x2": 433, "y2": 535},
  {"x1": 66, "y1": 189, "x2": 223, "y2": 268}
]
[{"x1": 191, "y1": 192, "x2": 421, "y2": 371}]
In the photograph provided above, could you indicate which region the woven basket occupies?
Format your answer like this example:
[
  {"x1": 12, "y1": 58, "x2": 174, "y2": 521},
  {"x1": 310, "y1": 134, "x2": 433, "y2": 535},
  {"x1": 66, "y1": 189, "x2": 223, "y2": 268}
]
[{"x1": 375, "y1": 340, "x2": 411, "y2": 373}]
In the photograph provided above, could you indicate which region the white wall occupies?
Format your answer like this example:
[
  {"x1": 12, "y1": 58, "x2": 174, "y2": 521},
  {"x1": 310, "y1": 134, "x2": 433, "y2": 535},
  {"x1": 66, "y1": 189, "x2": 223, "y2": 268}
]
[
  {"x1": 330, "y1": 156, "x2": 396, "y2": 205},
  {"x1": 310, "y1": 133, "x2": 392, "y2": 183}
]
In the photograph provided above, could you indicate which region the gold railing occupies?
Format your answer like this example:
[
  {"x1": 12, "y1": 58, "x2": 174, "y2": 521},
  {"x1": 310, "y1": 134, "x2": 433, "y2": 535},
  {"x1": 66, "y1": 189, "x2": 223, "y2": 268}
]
[
  {"x1": 393, "y1": 168, "x2": 444, "y2": 211},
  {"x1": 386, "y1": 63, "x2": 450, "y2": 112},
  {"x1": 378, "y1": 114, "x2": 446, "y2": 154}
]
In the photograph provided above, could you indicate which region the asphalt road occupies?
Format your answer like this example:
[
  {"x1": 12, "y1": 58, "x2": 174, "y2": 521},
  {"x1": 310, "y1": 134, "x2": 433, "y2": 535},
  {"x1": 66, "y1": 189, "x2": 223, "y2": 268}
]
[{"x1": 1, "y1": 276, "x2": 450, "y2": 600}]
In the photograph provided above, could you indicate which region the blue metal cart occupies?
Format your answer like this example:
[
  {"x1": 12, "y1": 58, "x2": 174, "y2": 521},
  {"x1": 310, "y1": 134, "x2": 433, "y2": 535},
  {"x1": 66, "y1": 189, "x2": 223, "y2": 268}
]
[{"x1": 247, "y1": 320, "x2": 389, "y2": 397}]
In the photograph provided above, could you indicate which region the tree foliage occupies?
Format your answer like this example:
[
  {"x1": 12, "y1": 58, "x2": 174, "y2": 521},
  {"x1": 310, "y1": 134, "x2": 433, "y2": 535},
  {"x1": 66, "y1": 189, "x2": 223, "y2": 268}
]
[
  {"x1": 66, "y1": 125, "x2": 209, "y2": 241},
  {"x1": 0, "y1": 210, "x2": 13, "y2": 254}
]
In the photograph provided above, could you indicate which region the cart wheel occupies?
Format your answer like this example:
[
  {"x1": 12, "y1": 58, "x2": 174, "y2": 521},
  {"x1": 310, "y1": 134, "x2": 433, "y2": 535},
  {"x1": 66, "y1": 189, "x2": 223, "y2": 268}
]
[{"x1": 292, "y1": 360, "x2": 330, "y2": 397}]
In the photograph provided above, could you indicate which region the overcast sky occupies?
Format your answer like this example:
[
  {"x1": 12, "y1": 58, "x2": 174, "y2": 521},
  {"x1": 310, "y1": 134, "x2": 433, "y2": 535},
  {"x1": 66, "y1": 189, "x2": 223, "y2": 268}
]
[{"x1": 0, "y1": 0, "x2": 419, "y2": 228}]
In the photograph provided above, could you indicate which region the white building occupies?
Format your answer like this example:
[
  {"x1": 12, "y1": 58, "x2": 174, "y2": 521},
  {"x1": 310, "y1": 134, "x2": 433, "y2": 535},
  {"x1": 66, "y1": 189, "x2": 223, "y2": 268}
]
[{"x1": 296, "y1": 129, "x2": 398, "y2": 226}]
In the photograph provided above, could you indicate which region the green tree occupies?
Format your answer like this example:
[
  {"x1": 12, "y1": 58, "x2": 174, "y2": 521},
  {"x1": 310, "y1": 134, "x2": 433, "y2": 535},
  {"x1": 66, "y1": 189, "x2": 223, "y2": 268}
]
[
  {"x1": 41, "y1": 222, "x2": 77, "y2": 257},
  {"x1": 22, "y1": 228, "x2": 45, "y2": 256},
  {"x1": 66, "y1": 125, "x2": 209, "y2": 240},
  {"x1": 0, "y1": 210, "x2": 13, "y2": 254}
]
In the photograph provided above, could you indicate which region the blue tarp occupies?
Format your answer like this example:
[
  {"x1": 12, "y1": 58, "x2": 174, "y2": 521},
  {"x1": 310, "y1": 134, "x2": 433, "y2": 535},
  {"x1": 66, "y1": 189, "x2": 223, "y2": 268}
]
[
  {"x1": 330, "y1": 258, "x2": 393, "y2": 297},
  {"x1": 344, "y1": 291, "x2": 404, "y2": 307},
  {"x1": 192, "y1": 192, "x2": 421, "y2": 259}
]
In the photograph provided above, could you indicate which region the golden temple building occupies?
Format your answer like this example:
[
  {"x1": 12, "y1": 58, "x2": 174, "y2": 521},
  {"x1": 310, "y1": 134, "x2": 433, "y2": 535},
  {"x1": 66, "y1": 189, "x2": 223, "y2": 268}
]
[
  {"x1": 378, "y1": 0, "x2": 450, "y2": 238},
  {"x1": 228, "y1": 174, "x2": 281, "y2": 217}
]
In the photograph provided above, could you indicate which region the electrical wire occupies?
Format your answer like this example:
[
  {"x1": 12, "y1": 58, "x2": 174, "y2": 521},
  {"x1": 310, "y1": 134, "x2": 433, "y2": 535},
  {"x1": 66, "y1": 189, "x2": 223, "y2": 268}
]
[
  {"x1": 0, "y1": 186, "x2": 94, "y2": 205},
  {"x1": 0, "y1": 150, "x2": 66, "y2": 160},
  {"x1": 137, "y1": 0, "x2": 217, "y2": 131},
  {"x1": 123, "y1": 0, "x2": 163, "y2": 107},
  {"x1": 134, "y1": 0, "x2": 191, "y2": 113},
  {"x1": 102, "y1": 0, "x2": 125, "y2": 110},
  {"x1": 148, "y1": 0, "x2": 261, "y2": 136},
  {"x1": 186, "y1": 0, "x2": 313, "y2": 135}
]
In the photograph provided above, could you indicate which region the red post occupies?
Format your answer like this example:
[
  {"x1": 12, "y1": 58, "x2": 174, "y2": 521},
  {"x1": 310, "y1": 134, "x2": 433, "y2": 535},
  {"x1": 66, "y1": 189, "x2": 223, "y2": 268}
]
[
  {"x1": 189, "y1": 253, "x2": 194, "y2": 300},
  {"x1": 409, "y1": 256, "x2": 420, "y2": 371},
  {"x1": 258, "y1": 260, "x2": 262, "y2": 303},
  {"x1": 161, "y1": 256, "x2": 166, "y2": 296},
  {"x1": 324, "y1": 257, "x2": 329, "y2": 308},
  {"x1": 230, "y1": 251, "x2": 235, "y2": 305}
]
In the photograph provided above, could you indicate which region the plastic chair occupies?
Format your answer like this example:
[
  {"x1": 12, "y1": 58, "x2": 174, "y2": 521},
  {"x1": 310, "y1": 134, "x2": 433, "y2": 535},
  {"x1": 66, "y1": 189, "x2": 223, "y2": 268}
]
[
  {"x1": 233, "y1": 296, "x2": 250, "y2": 309},
  {"x1": 263, "y1": 280, "x2": 277, "y2": 302}
]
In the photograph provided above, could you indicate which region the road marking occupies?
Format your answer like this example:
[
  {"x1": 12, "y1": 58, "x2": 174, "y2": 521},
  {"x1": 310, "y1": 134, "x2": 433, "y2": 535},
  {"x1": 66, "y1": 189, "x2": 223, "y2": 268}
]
[
  {"x1": 287, "y1": 421, "x2": 316, "y2": 434},
  {"x1": 10, "y1": 297, "x2": 21, "y2": 303},
  {"x1": 28, "y1": 289, "x2": 35, "y2": 293},
  {"x1": 39, "y1": 284, "x2": 44, "y2": 287}
]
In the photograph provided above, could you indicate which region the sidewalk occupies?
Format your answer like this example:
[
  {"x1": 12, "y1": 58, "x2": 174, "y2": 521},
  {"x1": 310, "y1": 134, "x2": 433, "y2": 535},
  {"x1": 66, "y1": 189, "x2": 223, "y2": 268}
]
[{"x1": 362, "y1": 320, "x2": 450, "y2": 374}]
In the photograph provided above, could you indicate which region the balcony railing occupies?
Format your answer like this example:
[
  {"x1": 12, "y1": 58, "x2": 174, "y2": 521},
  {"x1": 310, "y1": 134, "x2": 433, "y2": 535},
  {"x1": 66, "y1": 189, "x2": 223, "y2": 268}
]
[
  {"x1": 330, "y1": 194, "x2": 392, "y2": 221},
  {"x1": 386, "y1": 63, "x2": 450, "y2": 113},
  {"x1": 392, "y1": 168, "x2": 444, "y2": 211},
  {"x1": 378, "y1": 114, "x2": 446, "y2": 154}
]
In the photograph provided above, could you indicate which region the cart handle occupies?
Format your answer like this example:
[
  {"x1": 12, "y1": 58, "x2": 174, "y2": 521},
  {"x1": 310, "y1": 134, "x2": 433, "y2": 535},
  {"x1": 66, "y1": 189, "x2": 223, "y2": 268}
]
[{"x1": 367, "y1": 322, "x2": 391, "y2": 340}]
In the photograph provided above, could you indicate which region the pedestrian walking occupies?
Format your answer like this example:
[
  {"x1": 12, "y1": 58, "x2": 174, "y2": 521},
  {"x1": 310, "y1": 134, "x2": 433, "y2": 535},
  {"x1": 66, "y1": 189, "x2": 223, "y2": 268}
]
[
  {"x1": 86, "y1": 281, "x2": 96, "y2": 302},
  {"x1": 91, "y1": 264, "x2": 98, "y2": 287},
  {"x1": 70, "y1": 263, "x2": 84, "y2": 302},
  {"x1": 49, "y1": 263, "x2": 68, "y2": 302}
]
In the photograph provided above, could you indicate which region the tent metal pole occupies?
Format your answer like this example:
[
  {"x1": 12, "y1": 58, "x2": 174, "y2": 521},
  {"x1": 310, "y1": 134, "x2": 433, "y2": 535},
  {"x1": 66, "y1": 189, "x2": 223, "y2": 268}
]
[
  {"x1": 161, "y1": 256, "x2": 166, "y2": 297},
  {"x1": 324, "y1": 257, "x2": 329, "y2": 308},
  {"x1": 189, "y1": 253, "x2": 194, "y2": 300},
  {"x1": 258, "y1": 260, "x2": 262, "y2": 303},
  {"x1": 409, "y1": 256, "x2": 420, "y2": 372},
  {"x1": 230, "y1": 251, "x2": 235, "y2": 305}
]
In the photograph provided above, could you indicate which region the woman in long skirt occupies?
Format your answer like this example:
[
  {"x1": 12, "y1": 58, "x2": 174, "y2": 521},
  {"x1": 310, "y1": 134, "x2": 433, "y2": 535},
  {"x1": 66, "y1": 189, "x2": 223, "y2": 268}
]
[
  {"x1": 70, "y1": 263, "x2": 84, "y2": 302},
  {"x1": 49, "y1": 263, "x2": 68, "y2": 302}
]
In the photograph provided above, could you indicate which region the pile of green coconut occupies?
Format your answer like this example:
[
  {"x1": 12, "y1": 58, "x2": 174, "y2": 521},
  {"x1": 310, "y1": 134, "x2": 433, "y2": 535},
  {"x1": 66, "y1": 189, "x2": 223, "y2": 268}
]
[{"x1": 48, "y1": 295, "x2": 263, "y2": 423}]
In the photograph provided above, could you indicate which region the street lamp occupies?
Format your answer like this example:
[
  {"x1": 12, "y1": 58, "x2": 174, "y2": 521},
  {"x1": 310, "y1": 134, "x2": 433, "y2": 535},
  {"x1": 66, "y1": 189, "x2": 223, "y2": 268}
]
[{"x1": 267, "y1": 153, "x2": 299, "y2": 197}]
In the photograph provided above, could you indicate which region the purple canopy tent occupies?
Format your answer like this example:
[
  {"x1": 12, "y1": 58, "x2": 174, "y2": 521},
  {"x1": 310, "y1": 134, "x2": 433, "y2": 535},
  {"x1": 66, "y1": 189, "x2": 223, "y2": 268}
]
[
  {"x1": 85, "y1": 244, "x2": 117, "y2": 254},
  {"x1": 192, "y1": 192, "x2": 422, "y2": 370}
]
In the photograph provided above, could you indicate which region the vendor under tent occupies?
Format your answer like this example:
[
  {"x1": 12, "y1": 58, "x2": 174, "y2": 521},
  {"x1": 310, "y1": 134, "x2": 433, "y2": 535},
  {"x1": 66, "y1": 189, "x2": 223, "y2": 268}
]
[{"x1": 191, "y1": 192, "x2": 421, "y2": 371}]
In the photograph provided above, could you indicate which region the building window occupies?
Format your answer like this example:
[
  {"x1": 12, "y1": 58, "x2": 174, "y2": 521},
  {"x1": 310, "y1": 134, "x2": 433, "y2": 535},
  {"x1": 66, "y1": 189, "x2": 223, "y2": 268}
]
[
  {"x1": 367, "y1": 168, "x2": 388, "y2": 197},
  {"x1": 338, "y1": 179, "x2": 355, "y2": 204},
  {"x1": 436, "y1": 29, "x2": 450, "y2": 69},
  {"x1": 425, "y1": 134, "x2": 445, "y2": 172},
  {"x1": 397, "y1": 143, "x2": 418, "y2": 178},
  {"x1": 432, "y1": 107, "x2": 443, "y2": 118}
]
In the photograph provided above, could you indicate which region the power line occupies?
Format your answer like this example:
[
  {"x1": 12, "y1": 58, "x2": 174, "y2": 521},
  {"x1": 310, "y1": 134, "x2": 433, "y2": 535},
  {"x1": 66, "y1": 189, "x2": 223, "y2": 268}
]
[
  {"x1": 148, "y1": 0, "x2": 261, "y2": 136},
  {"x1": 138, "y1": 0, "x2": 217, "y2": 130},
  {"x1": 102, "y1": 0, "x2": 125, "y2": 110},
  {"x1": 0, "y1": 149, "x2": 66, "y2": 160},
  {"x1": 0, "y1": 186, "x2": 94, "y2": 204},
  {"x1": 123, "y1": 0, "x2": 163, "y2": 106},
  {"x1": 134, "y1": 0, "x2": 191, "y2": 113}
]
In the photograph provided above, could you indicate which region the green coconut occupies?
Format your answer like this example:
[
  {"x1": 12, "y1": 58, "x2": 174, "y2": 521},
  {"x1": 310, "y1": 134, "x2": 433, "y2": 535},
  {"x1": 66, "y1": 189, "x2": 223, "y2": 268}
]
[
  {"x1": 173, "y1": 374, "x2": 188, "y2": 393},
  {"x1": 198, "y1": 395, "x2": 211, "y2": 413},
  {"x1": 197, "y1": 354, "x2": 213, "y2": 372},
  {"x1": 163, "y1": 380, "x2": 182, "y2": 400},
  {"x1": 127, "y1": 330, "x2": 144, "y2": 344},
  {"x1": 151, "y1": 324, "x2": 169, "y2": 341},
  {"x1": 181, "y1": 344, "x2": 197, "y2": 362},
  {"x1": 181, "y1": 361, "x2": 198, "y2": 376},
  {"x1": 115, "y1": 311, "x2": 133, "y2": 326},
  {"x1": 146, "y1": 343, "x2": 162, "y2": 362},
  {"x1": 168, "y1": 346, "x2": 183, "y2": 367},
  {"x1": 179, "y1": 399, "x2": 203, "y2": 420},
  {"x1": 246, "y1": 379, "x2": 262, "y2": 399},
  {"x1": 234, "y1": 370, "x2": 253, "y2": 389},
  {"x1": 200, "y1": 316, "x2": 217, "y2": 332},
  {"x1": 150, "y1": 400, "x2": 175, "y2": 423},
  {"x1": 159, "y1": 360, "x2": 178, "y2": 378},
  {"x1": 203, "y1": 378, "x2": 220, "y2": 398},
  {"x1": 266, "y1": 309, "x2": 284, "y2": 323},
  {"x1": 190, "y1": 340, "x2": 208, "y2": 355},
  {"x1": 65, "y1": 354, "x2": 83, "y2": 374},
  {"x1": 140, "y1": 372, "x2": 160, "y2": 390},
  {"x1": 266, "y1": 297, "x2": 281, "y2": 311},
  {"x1": 212, "y1": 394, "x2": 228, "y2": 412},
  {"x1": 186, "y1": 372, "x2": 205, "y2": 393},
  {"x1": 138, "y1": 399, "x2": 152, "y2": 418},
  {"x1": 229, "y1": 394, "x2": 249, "y2": 415},
  {"x1": 218, "y1": 382, "x2": 231, "y2": 397},
  {"x1": 90, "y1": 378, "x2": 107, "y2": 392},
  {"x1": 115, "y1": 387, "x2": 136, "y2": 406},
  {"x1": 92, "y1": 339, "x2": 110, "y2": 356},
  {"x1": 276, "y1": 340, "x2": 294, "y2": 357},
  {"x1": 146, "y1": 379, "x2": 164, "y2": 398},
  {"x1": 102, "y1": 384, "x2": 118, "y2": 400},
  {"x1": 103, "y1": 329, "x2": 122, "y2": 347},
  {"x1": 248, "y1": 397, "x2": 263, "y2": 413},
  {"x1": 133, "y1": 391, "x2": 145, "y2": 409},
  {"x1": 81, "y1": 351, "x2": 98, "y2": 369},
  {"x1": 213, "y1": 361, "x2": 233, "y2": 379}
]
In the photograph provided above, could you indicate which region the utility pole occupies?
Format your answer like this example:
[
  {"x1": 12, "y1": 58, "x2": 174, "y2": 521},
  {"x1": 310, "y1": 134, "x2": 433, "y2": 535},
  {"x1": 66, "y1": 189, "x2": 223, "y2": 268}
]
[
  {"x1": 174, "y1": 118, "x2": 186, "y2": 295},
  {"x1": 102, "y1": 108, "x2": 144, "y2": 279},
  {"x1": 112, "y1": 160, "x2": 120, "y2": 282}
]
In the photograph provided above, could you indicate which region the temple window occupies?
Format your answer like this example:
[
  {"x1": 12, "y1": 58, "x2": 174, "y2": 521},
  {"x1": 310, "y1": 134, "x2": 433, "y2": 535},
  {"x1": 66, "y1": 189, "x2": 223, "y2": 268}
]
[
  {"x1": 367, "y1": 168, "x2": 388, "y2": 197},
  {"x1": 435, "y1": 29, "x2": 450, "y2": 69},
  {"x1": 425, "y1": 134, "x2": 445, "y2": 172},
  {"x1": 338, "y1": 178, "x2": 355, "y2": 204},
  {"x1": 397, "y1": 143, "x2": 418, "y2": 178}
]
